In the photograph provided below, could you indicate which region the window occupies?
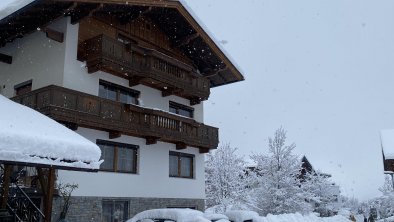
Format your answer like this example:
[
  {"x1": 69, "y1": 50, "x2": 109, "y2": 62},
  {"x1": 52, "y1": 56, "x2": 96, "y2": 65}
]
[
  {"x1": 14, "y1": 80, "x2": 32, "y2": 96},
  {"x1": 97, "y1": 140, "x2": 138, "y2": 173},
  {"x1": 99, "y1": 80, "x2": 139, "y2": 105},
  {"x1": 102, "y1": 200, "x2": 129, "y2": 222},
  {"x1": 169, "y1": 101, "x2": 194, "y2": 118},
  {"x1": 169, "y1": 151, "x2": 194, "y2": 178}
]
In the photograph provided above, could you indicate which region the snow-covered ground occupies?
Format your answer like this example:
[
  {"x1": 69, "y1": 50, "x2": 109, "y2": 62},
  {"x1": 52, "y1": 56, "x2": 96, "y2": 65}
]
[
  {"x1": 127, "y1": 209, "x2": 353, "y2": 222},
  {"x1": 377, "y1": 216, "x2": 394, "y2": 222},
  {"x1": 256, "y1": 213, "x2": 350, "y2": 222}
]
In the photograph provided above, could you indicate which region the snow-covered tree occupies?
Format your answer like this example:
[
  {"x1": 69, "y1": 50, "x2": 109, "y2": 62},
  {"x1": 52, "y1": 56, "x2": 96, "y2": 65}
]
[
  {"x1": 374, "y1": 175, "x2": 394, "y2": 219},
  {"x1": 249, "y1": 127, "x2": 312, "y2": 215},
  {"x1": 379, "y1": 175, "x2": 394, "y2": 195},
  {"x1": 302, "y1": 171, "x2": 341, "y2": 216},
  {"x1": 205, "y1": 143, "x2": 250, "y2": 213},
  {"x1": 358, "y1": 176, "x2": 394, "y2": 220}
]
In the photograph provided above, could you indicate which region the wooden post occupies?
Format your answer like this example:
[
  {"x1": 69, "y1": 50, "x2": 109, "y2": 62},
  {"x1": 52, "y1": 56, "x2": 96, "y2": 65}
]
[
  {"x1": 0, "y1": 165, "x2": 12, "y2": 209},
  {"x1": 44, "y1": 168, "x2": 55, "y2": 222}
]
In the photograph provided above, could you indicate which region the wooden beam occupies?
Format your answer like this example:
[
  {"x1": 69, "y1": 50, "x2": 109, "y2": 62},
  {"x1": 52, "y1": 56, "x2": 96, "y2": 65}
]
[
  {"x1": 69, "y1": 3, "x2": 101, "y2": 25},
  {"x1": 45, "y1": 28, "x2": 64, "y2": 43},
  {"x1": 145, "y1": 136, "x2": 159, "y2": 145},
  {"x1": 174, "y1": 33, "x2": 200, "y2": 48},
  {"x1": 162, "y1": 88, "x2": 184, "y2": 97},
  {"x1": 62, "y1": 122, "x2": 78, "y2": 131},
  {"x1": 44, "y1": 168, "x2": 56, "y2": 222},
  {"x1": 204, "y1": 67, "x2": 227, "y2": 78},
  {"x1": 190, "y1": 97, "x2": 201, "y2": 106},
  {"x1": 109, "y1": 131, "x2": 121, "y2": 139},
  {"x1": 87, "y1": 64, "x2": 101, "y2": 73},
  {"x1": 0, "y1": 53, "x2": 12, "y2": 64},
  {"x1": 176, "y1": 143, "x2": 187, "y2": 150},
  {"x1": 0, "y1": 165, "x2": 12, "y2": 209},
  {"x1": 199, "y1": 148, "x2": 210, "y2": 154},
  {"x1": 36, "y1": 168, "x2": 47, "y2": 195},
  {"x1": 129, "y1": 76, "x2": 145, "y2": 87},
  {"x1": 89, "y1": 3, "x2": 104, "y2": 16}
]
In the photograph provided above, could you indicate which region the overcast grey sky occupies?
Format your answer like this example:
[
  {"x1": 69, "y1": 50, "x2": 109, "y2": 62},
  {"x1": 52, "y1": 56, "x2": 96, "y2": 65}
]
[{"x1": 185, "y1": 0, "x2": 394, "y2": 200}]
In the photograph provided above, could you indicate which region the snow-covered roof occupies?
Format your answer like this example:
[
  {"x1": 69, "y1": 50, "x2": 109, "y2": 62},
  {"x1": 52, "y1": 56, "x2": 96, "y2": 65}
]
[
  {"x1": 0, "y1": 95, "x2": 102, "y2": 170},
  {"x1": 380, "y1": 129, "x2": 394, "y2": 160},
  {"x1": 0, "y1": 0, "x2": 33, "y2": 20},
  {"x1": 178, "y1": 0, "x2": 246, "y2": 80}
]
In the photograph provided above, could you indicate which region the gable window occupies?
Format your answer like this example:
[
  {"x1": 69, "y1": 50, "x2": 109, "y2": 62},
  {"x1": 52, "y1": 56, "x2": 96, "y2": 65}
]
[
  {"x1": 102, "y1": 200, "x2": 129, "y2": 222},
  {"x1": 169, "y1": 151, "x2": 194, "y2": 179},
  {"x1": 169, "y1": 101, "x2": 194, "y2": 118},
  {"x1": 99, "y1": 80, "x2": 139, "y2": 105},
  {"x1": 97, "y1": 140, "x2": 138, "y2": 173},
  {"x1": 14, "y1": 80, "x2": 32, "y2": 96}
]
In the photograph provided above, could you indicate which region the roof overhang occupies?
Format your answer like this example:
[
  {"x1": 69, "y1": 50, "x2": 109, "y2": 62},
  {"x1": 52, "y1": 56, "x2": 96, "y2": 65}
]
[
  {"x1": 381, "y1": 129, "x2": 394, "y2": 172},
  {"x1": 0, "y1": 0, "x2": 244, "y2": 87}
]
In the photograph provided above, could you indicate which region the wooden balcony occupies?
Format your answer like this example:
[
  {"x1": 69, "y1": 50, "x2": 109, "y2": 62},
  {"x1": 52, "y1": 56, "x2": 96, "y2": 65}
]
[
  {"x1": 12, "y1": 85, "x2": 219, "y2": 152},
  {"x1": 78, "y1": 34, "x2": 211, "y2": 105}
]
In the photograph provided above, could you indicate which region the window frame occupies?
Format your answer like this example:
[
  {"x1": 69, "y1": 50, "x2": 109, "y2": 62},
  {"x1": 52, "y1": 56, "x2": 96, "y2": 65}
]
[
  {"x1": 102, "y1": 199, "x2": 129, "y2": 222},
  {"x1": 169, "y1": 101, "x2": 194, "y2": 118},
  {"x1": 99, "y1": 79, "x2": 140, "y2": 105},
  {"x1": 169, "y1": 151, "x2": 194, "y2": 179},
  {"x1": 97, "y1": 139, "x2": 139, "y2": 174},
  {"x1": 14, "y1": 79, "x2": 32, "y2": 96}
]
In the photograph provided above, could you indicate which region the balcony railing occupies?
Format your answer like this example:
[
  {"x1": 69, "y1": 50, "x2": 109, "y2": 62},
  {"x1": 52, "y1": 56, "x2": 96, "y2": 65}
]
[
  {"x1": 12, "y1": 85, "x2": 218, "y2": 151},
  {"x1": 79, "y1": 35, "x2": 211, "y2": 104}
]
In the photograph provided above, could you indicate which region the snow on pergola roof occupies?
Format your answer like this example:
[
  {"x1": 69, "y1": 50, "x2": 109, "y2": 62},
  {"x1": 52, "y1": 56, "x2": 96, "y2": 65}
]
[
  {"x1": 0, "y1": 95, "x2": 102, "y2": 171},
  {"x1": 0, "y1": 0, "x2": 33, "y2": 20},
  {"x1": 380, "y1": 129, "x2": 394, "y2": 160}
]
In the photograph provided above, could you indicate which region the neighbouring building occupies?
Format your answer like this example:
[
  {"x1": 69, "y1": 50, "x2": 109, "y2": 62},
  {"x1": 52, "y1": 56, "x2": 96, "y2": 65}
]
[
  {"x1": 0, "y1": 0, "x2": 244, "y2": 221},
  {"x1": 380, "y1": 130, "x2": 394, "y2": 189}
]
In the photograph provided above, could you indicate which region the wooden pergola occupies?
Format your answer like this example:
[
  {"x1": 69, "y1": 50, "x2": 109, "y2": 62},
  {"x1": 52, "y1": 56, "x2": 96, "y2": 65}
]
[
  {"x1": 0, "y1": 95, "x2": 101, "y2": 222},
  {"x1": 0, "y1": 161, "x2": 97, "y2": 222}
]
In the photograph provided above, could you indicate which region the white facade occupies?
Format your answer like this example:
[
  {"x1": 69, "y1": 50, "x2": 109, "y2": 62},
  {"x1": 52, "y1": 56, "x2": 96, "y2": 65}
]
[
  {"x1": 0, "y1": 18, "x2": 67, "y2": 97},
  {"x1": 0, "y1": 17, "x2": 206, "y2": 200},
  {"x1": 59, "y1": 127, "x2": 205, "y2": 199}
]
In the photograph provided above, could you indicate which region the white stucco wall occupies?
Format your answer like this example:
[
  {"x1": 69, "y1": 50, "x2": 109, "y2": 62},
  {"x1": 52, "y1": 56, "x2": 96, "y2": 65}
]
[
  {"x1": 0, "y1": 18, "x2": 67, "y2": 98},
  {"x1": 58, "y1": 127, "x2": 206, "y2": 199},
  {"x1": 62, "y1": 20, "x2": 204, "y2": 122},
  {"x1": 0, "y1": 17, "x2": 207, "y2": 200}
]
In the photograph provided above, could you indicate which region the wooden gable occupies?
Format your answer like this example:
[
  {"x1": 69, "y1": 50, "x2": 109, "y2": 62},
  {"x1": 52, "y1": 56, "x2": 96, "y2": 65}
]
[{"x1": 0, "y1": 0, "x2": 245, "y2": 87}]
